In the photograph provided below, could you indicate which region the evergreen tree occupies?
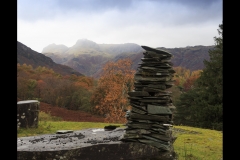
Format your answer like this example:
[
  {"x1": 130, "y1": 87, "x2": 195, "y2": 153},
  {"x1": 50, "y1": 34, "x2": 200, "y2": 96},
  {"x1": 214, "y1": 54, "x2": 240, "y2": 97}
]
[{"x1": 174, "y1": 24, "x2": 223, "y2": 130}]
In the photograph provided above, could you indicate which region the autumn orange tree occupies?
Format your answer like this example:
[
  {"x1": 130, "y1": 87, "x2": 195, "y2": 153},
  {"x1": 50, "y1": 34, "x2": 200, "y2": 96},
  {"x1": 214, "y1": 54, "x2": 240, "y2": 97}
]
[
  {"x1": 182, "y1": 70, "x2": 201, "y2": 91},
  {"x1": 91, "y1": 59, "x2": 135, "y2": 123},
  {"x1": 173, "y1": 66, "x2": 202, "y2": 92},
  {"x1": 17, "y1": 63, "x2": 95, "y2": 112},
  {"x1": 167, "y1": 67, "x2": 202, "y2": 106}
]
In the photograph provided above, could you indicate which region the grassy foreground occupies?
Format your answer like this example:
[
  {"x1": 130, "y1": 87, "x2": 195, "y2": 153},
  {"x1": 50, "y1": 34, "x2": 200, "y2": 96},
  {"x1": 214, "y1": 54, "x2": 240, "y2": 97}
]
[
  {"x1": 17, "y1": 111, "x2": 123, "y2": 137},
  {"x1": 17, "y1": 112, "x2": 222, "y2": 160},
  {"x1": 172, "y1": 125, "x2": 222, "y2": 160}
]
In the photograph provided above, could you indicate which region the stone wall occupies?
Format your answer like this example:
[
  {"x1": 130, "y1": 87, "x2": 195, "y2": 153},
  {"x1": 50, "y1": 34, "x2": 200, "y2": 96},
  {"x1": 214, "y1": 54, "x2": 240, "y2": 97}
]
[{"x1": 17, "y1": 100, "x2": 40, "y2": 128}]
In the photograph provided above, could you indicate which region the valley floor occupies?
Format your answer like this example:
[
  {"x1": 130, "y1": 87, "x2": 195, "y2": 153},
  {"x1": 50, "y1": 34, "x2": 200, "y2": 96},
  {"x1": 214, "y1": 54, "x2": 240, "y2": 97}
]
[{"x1": 39, "y1": 102, "x2": 105, "y2": 122}]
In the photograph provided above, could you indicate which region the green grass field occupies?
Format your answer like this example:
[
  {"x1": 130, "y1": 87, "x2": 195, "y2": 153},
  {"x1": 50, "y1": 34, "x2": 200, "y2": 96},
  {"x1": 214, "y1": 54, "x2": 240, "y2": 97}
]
[
  {"x1": 17, "y1": 111, "x2": 222, "y2": 160},
  {"x1": 172, "y1": 125, "x2": 222, "y2": 160}
]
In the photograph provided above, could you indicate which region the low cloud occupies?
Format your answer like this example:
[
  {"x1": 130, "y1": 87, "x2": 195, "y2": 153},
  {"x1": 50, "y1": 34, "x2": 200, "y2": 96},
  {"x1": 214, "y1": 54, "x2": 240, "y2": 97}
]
[{"x1": 17, "y1": 0, "x2": 222, "y2": 53}]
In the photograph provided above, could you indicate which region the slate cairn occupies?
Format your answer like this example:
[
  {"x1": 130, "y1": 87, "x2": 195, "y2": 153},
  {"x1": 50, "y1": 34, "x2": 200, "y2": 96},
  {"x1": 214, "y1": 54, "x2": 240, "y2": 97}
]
[{"x1": 121, "y1": 46, "x2": 177, "y2": 157}]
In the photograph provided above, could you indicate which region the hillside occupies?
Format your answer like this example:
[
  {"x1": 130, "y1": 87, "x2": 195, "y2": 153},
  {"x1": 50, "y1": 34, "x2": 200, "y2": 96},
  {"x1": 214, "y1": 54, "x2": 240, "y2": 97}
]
[
  {"x1": 41, "y1": 39, "x2": 214, "y2": 78},
  {"x1": 17, "y1": 98, "x2": 105, "y2": 122},
  {"x1": 39, "y1": 101, "x2": 105, "y2": 122},
  {"x1": 42, "y1": 39, "x2": 145, "y2": 77},
  {"x1": 17, "y1": 41, "x2": 84, "y2": 76},
  {"x1": 157, "y1": 45, "x2": 214, "y2": 71}
]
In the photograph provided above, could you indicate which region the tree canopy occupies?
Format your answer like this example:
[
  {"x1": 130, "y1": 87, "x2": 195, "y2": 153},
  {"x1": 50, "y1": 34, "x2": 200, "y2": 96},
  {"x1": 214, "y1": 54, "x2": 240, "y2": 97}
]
[
  {"x1": 91, "y1": 59, "x2": 135, "y2": 123},
  {"x1": 17, "y1": 64, "x2": 94, "y2": 112},
  {"x1": 173, "y1": 24, "x2": 223, "y2": 131}
]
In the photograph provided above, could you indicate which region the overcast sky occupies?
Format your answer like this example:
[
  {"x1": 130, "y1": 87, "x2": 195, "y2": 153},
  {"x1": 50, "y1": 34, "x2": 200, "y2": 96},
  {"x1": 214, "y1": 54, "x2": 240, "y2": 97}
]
[{"x1": 17, "y1": 0, "x2": 222, "y2": 53}]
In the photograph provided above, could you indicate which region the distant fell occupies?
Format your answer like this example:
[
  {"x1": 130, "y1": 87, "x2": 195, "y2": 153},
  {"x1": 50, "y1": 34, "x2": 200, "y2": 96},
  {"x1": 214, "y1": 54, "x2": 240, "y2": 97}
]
[
  {"x1": 17, "y1": 41, "x2": 84, "y2": 76},
  {"x1": 157, "y1": 45, "x2": 214, "y2": 71},
  {"x1": 42, "y1": 43, "x2": 69, "y2": 54},
  {"x1": 41, "y1": 39, "x2": 214, "y2": 78},
  {"x1": 42, "y1": 39, "x2": 145, "y2": 77},
  {"x1": 42, "y1": 39, "x2": 144, "y2": 56}
]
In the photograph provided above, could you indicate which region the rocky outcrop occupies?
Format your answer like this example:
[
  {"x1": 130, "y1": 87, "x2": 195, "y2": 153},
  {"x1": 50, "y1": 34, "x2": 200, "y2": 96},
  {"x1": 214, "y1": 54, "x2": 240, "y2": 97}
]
[{"x1": 17, "y1": 128, "x2": 176, "y2": 160}]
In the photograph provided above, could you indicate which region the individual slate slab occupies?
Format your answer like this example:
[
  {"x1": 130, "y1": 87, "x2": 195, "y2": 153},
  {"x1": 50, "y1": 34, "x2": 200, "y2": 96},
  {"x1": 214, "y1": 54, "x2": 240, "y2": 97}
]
[
  {"x1": 56, "y1": 130, "x2": 74, "y2": 134},
  {"x1": 147, "y1": 105, "x2": 172, "y2": 115},
  {"x1": 163, "y1": 124, "x2": 173, "y2": 127},
  {"x1": 125, "y1": 129, "x2": 151, "y2": 134},
  {"x1": 141, "y1": 46, "x2": 172, "y2": 56},
  {"x1": 139, "y1": 102, "x2": 151, "y2": 106},
  {"x1": 129, "y1": 100, "x2": 141, "y2": 105},
  {"x1": 134, "y1": 85, "x2": 167, "y2": 90},
  {"x1": 139, "y1": 65, "x2": 172, "y2": 70},
  {"x1": 143, "y1": 50, "x2": 169, "y2": 58},
  {"x1": 138, "y1": 63, "x2": 172, "y2": 68},
  {"x1": 138, "y1": 139, "x2": 170, "y2": 151},
  {"x1": 138, "y1": 61, "x2": 172, "y2": 65},
  {"x1": 128, "y1": 113, "x2": 169, "y2": 122},
  {"x1": 150, "y1": 66, "x2": 173, "y2": 69},
  {"x1": 142, "y1": 135, "x2": 170, "y2": 145},
  {"x1": 148, "y1": 133, "x2": 171, "y2": 142},
  {"x1": 143, "y1": 87, "x2": 169, "y2": 93},
  {"x1": 140, "y1": 99, "x2": 170, "y2": 103},
  {"x1": 126, "y1": 122, "x2": 153, "y2": 129},
  {"x1": 141, "y1": 58, "x2": 162, "y2": 62},
  {"x1": 134, "y1": 75, "x2": 172, "y2": 82},
  {"x1": 139, "y1": 68, "x2": 175, "y2": 74},
  {"x1": 128, "y1": 91, "x2": 150, "y2": 97},
  {"x1": 135, "y1": 81, "x2": 170, "y2": 85},
  {"x1": 131, "y1": 106, "x2": 147, "y2": 114},
  {"x1": 140, "y1": 66, "x2": 172, "y2": 71},
  {"x1": 151, "y1": 124, "x2": 169, "y2": 129},
  {"x1": 123, "y1": 133, "x2": 143, "y2": 139},
  {"x1": 130, "y1": 103, "x2": 147, "y2": 111},
  {"x1": 143, "y1": 96, "x2": 170, "y2": 100},
  {"x1": 139, "y1": 66, "x2": 166, "y2": 70},
  {"x1": 136, "y1": 71, "x2": 170, "y2": 76},
  {"x1": 150, "y1": 128, "x2": 172, "y2": 135},
  {"x1": 138, "y1": 81, "x2": 173, "y2": 85},
  {"x1": 160, "y1": 59, "x2": 172, "y2": 63},
  {"x1": 142, "y1": 54, "x2": 171, "y2": 60},
  {"x1": 128, "y1": 96, "x2": 142, "y2": 100},
  {"x1": 139, "y1": 68, "x2": 175, "y2": 73},
  {"x1": 142, "y1": 51, "x2": 172, "y2": 59},
  {"x1": 131, "y1": 119, "x2": 160, "y2": 124}
]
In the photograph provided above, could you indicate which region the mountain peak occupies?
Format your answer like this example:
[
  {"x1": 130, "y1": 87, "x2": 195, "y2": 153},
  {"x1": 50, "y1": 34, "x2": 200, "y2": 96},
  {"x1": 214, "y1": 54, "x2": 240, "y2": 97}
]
[
  {"x1": 70, "y1": 39, "x2": 101, "y2": 52},
  {"x1": 42, "y1": 43, "x2": 69, "y2": 54},
  {"x1": 17, "y1": 41, "x2": 83, "y2": 76},
  {"x1": 75, "y1": 39, "x2": 97, "y2": 45}
]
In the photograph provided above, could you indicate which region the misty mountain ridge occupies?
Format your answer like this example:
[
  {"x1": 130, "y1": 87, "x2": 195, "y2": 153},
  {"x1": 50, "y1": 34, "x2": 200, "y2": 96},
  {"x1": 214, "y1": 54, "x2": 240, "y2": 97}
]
[
  {"x1": 41, "y1": 39, "x2": 214, "y2": 78},
  {"x1": 42, "y1": 39, "x2": 144, "y2": 56},
  {"x1": 17, "y1": 41, "x2": 84, "y2": 76}
]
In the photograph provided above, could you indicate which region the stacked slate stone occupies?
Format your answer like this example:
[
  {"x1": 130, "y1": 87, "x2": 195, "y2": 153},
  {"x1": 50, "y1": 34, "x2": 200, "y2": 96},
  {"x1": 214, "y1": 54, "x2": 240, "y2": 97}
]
[{"x1": 121, "y1": 46, "x2": 176, "y2": 152}]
